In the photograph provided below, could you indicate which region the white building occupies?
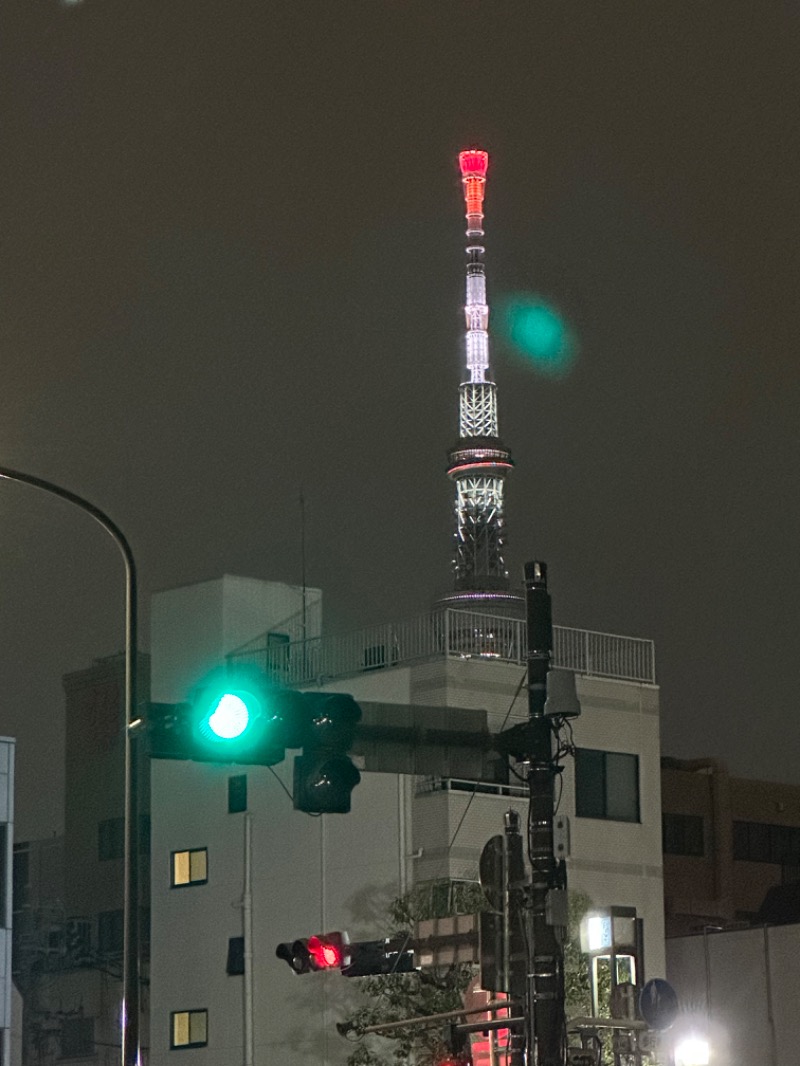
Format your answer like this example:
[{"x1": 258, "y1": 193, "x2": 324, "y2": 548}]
[{"x1": 147, "y1": 577, "x2": 663, "y2": 1066}]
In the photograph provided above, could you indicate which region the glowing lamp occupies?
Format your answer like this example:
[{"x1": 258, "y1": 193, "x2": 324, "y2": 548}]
[
  {"x1": 674, "y1": 1037, "x2": 710, "y2": 1066},
  {"x1": 308, "y1": 935, "x2": 343, "y2": 970},
  {"x1": 206, "y1": 694, "x2": 251, "y2": 740}
]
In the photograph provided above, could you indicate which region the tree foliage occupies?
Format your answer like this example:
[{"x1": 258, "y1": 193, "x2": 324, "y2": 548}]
[{"x1": 342, "y1": 881, "x2": 599, "y2": 1066}]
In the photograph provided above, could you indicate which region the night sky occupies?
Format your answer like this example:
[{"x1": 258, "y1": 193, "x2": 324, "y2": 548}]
[{"x1": 2, "y1": 1, "x2": 798, "y2": 841}]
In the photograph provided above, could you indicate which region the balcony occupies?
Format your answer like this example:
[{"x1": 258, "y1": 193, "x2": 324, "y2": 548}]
[{"x1": 227, "y1": 606, "x2": 656, "y2": 688}]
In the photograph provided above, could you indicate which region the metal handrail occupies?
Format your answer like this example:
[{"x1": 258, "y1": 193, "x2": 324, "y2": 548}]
[{"x1": 228, "y1": 606, "x2": 655, "y2": 687}]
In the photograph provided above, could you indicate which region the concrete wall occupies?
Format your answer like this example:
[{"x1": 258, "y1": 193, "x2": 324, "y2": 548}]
[{"x1": 667, "y1": 924, "x2": 800, "y2": 1066}]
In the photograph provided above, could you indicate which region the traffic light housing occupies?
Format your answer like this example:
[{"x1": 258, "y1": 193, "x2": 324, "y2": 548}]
[
  {"x1": 146, "y1": 672, "x2": 363, "y2": 812},
  {"x1": 147, "y1": 666, "x2": 307, "y2": 768},
  {"x1": 276, "y1": 932, "x2": 416, "y2": 977},
  {"x1": 276, "y1": 932, "x2": 349, "y2": 974},
  {"x1": 293, "y1": 693, "x2": 362, "y2": 814}
]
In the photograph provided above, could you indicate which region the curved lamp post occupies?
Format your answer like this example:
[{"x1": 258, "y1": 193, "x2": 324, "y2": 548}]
[{"x1": 0, "y1": 467, "x2": 141, "y2": 1066}]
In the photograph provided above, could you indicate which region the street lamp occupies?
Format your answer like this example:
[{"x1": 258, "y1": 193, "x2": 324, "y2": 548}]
[{"x1": 0, "y1": 466, "x2": 141, "y2": 1066}]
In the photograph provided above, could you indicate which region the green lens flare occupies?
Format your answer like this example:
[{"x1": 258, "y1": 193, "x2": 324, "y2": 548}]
[
  {"x1": 499, "y1": 294, "x2": 577, "y2": 377},
  {"x1": 207, "y1": 694, "x2": 251, "y2": 740}
]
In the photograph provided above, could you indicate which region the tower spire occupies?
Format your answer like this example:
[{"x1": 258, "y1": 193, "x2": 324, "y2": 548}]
[{"x1": 439, "y1": 149, "x2": 522, "y2": 615}]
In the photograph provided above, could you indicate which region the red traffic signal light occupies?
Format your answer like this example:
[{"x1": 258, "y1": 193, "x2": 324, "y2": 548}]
[
  {"x1": 276, "y1": 932, "x2": 349, "y2": 974},
  {"x1": 308, "y1": 935, "x2": 343, "y2": 969}
]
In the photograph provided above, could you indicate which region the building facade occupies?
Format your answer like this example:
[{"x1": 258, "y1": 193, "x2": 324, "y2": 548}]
[
  {"x1": 661, "y1": 758, "x2": 800, "y2": 936},
  {"x1": 146, "y1": 578, "x2": 664, "y2": 1066}
]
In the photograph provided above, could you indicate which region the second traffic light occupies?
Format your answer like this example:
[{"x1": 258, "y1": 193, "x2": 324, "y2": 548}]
[
  {"x1": 293, "y1": 693, "x2": 362, "y2": 814},
  {"x1": 276, "y1": 932, "x2": 416, "y2": 977}
]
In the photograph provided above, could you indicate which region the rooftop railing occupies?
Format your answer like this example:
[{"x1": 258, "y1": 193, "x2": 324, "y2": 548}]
[{"x1": 227, "y1": 606, "x2": 656, "y2": 687}]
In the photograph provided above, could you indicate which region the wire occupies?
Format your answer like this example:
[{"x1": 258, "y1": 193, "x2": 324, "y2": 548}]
[
  {"x1": 447, "y1": 670, "x2": 527, "y2": 852},
  {"x1": 267, "y1": 764, "x2": 321, "y2": 816}
]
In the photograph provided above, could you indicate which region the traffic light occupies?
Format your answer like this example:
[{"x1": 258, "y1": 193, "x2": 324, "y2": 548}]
[
  {"x1": 276, "y1": 932, "x2": 417, "y2": 977},
  {"x1": 147, "y1": 665, "x2": 306, "y2": 767},
  {"x1": 276, "y1": 932, "x2": 349, "y2": 974},
  {"x1": 293, "y1": 693, "x2": 362, "y2": 814}
]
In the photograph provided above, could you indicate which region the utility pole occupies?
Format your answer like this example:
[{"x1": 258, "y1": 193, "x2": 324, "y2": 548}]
[
  {"x1": 524, "y1": 560, "x2": 565, "y2": 1066},
  {"x1": 494, "y1": 561, "x2": 568, "y2": 1066}
]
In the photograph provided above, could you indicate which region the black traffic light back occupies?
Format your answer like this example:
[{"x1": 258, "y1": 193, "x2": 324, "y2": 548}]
[{"x1": 293, "y1": 693, "x2": 362, "y2": 814}]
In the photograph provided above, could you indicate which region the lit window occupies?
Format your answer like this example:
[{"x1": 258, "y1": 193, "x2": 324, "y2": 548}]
[
  {"x1": 171, "y1": 1009, "x2": 208, "y2": 1049},
  {"x1": 171, "y1": 848, "x2": 208, "y2": 887},
  {"x1": 575, "y1": 749, "x2": 640, "y2": 823}
]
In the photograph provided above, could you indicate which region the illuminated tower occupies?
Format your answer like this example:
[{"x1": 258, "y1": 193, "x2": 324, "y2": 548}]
[{"x1": 440, "y1": 149, "x2": 522, "y2": 615}]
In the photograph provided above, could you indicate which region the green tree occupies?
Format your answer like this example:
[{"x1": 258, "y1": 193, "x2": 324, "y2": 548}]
[{"x1": 342, "y1": 881, "x2": 599, "y2": 1066}]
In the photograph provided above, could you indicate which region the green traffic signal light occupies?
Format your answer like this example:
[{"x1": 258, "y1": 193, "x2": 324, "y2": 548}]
[{"x1": 199, "y1": 691, "x2": 259, "y2": 743}]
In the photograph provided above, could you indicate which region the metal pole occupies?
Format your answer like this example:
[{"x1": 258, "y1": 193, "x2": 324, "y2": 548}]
[
  {"x1": 0, "y1": 467, "x2": 140, "y2": 1066},
  {"x1": 524, "y1": 561, "x2": 564, "y2": 1066}
]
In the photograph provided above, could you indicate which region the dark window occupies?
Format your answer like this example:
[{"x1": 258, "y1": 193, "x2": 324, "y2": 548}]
[
  {"x1": 575, "y1": 749, "x2": 639, "y2": 823},
  {"x1": 60, "y1": 1016, "x2": 94, "y2": 1058},
  {"x1": 98, "y1": 817, "x2": 124, "y2": 861},
  {"x1": 227, "y1": 936, "x2": 245, "y2": 975},
  {"x1": 0, "y1": 825, "x2": 7, "y2": 925},
  {"x1": 733, "y1": 821, "x2": 800, "y2": 865},
  {"x1": 228, "y1": 775, "x2": 247, "y2": 814},
  {"x1": 662, "y1": 813, "x2": 705, "y2": 856},
  {"x1": 98, "y1": 909, "x2": 124, "y2": 956},
  {"x1": 171, "y1": 1009, "x2": 208, "y2": 1049},
  {"x1": 13, "y1": 844, "x2": 30, "y2": 912}
]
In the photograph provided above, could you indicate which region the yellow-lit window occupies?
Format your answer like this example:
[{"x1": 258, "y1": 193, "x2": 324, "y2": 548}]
[
  {"x1": 171, "y1": 848, "x2": 208, "y2": 887},
  {"x1": 171, "y1": 1009, "x2": 208, "y2": 1048}
]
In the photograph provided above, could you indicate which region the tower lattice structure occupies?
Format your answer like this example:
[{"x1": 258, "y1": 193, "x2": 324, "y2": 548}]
[{"x1": 440, "y1": 149, "x2": 522, "y2": 615}]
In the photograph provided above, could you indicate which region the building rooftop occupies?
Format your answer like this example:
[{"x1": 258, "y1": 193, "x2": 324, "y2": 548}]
[{"x1": 228, "y1": 604, "x2": 656, "y2": 688}]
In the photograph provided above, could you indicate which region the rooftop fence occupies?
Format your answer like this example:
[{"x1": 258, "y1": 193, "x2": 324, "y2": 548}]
[{"x1": 227, "y1": 606, "x2": 656, "y2": 687}]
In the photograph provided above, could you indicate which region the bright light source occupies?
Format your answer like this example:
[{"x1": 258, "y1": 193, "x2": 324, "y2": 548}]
[
  {"x1": 675, "y1": 1036, "x2": 710, "y2": 1066},
  {"x1": 585, "y1": 914, "x2": 612, "y2": 952},
  {"x1": 207, "y1": 694, "x2": 251, "y2": 740},
  {"x1": 308, "y1": 935, "x2": 343, "y2": 970}
]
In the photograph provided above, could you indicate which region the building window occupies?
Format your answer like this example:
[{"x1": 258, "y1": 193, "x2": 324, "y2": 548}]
[
  {"x1": 171, "y1": 1009, "x2": 208, "y2": 1049},
  {"x1": 98, "y1": 817, "x2": 124, "y2": 861},
  {"x1": 227, "y1": 936, "x2": 245, "y2": 975},
  {"x1": 733, "y1": 820, "x2": 800, "y2": 865},
  {"x1": 172, "y1": 848, "x2": 208, "y2": 887},
  {"x1": 98, "y1": 909, "x2": 124, "y2": 956},
  {"x1": 575, "y1": 749, "x2": 640, "y2": 823},
  {"x1": 60, "y1": 1016, "x2": 95, "y2": 1058},
  {"x1": 662, "y1": 813, "x2": 705, "y2": 856},
  {"x1": 228, "y1": 775, "x2": 247, "y2": 814}
]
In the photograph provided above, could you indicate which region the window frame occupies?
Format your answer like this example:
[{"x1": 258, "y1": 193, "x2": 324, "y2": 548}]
[
  {"x1": 170, "y1": 1008, "x2": 208, "y2": 1050},
  {"x1": 170, "y1": 847, "x2": 208, "y2": 888},
  {"x1": 575, "y1": 748, "x2": 640, "y2": 824}
]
